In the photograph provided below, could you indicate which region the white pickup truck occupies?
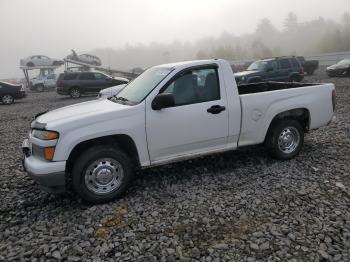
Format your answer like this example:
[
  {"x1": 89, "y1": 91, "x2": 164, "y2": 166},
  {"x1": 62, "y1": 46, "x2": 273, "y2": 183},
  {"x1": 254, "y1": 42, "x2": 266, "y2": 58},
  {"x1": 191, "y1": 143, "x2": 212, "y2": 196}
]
[{"x1": 22, "y1": 59, "x2": 336, "y2": 203}]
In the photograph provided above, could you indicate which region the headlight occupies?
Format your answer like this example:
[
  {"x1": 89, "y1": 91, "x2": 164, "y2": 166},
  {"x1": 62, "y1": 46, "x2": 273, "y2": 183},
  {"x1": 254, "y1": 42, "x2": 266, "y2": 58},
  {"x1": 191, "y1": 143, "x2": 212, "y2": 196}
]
[
  {"x1": 32, "y1": 130, "x2": 59, "y2": 140},
  {"x1": 241, "y1": 76, "x2": 246, "y2": 81},
  {"x1": 32, "y1": 144, "x2": 56, "y2": 160}
]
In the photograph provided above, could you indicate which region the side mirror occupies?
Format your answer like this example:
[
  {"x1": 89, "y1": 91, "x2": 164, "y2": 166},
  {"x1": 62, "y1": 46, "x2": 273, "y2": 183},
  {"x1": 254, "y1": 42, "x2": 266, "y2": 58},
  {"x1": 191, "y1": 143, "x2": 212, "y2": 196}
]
[{"x1": 152, "y1": 93, "x2": 175, "y2": 110}]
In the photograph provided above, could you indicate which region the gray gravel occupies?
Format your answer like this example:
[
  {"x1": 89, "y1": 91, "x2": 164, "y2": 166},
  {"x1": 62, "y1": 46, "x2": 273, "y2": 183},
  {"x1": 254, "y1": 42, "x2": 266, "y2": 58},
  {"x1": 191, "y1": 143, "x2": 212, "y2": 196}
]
[{"x1": 0, "y1": 70, "x2": 349, "y2": 261}]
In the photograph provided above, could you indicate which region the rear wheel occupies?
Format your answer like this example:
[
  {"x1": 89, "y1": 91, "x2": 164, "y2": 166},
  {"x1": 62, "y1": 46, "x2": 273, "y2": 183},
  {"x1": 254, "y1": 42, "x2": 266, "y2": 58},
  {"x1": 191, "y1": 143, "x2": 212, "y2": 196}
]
[
  {"x1": 26, "y1": 62, "x2": 34, "y2": 67},
  {"x1": 2, "y1": 94, "x2": 14, "y2": 105},
  {"x1": 265, "y1": 119, "x2": 304, "y2": 160},
  {"x1": 70, "y1": 87, "x2": 81, "y2": 98},
  {"x1": 72, "y1": 146, "x2": 134, "y2": 203}
]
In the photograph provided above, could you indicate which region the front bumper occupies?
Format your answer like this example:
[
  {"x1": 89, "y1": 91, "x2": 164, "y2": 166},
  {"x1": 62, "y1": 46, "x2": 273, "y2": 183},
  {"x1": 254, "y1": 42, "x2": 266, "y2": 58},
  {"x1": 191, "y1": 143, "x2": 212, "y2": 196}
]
[
  {"x1": 56, "y1": 87, "x2": 69, "y2": 95},
  {"x1": 22, "y1": 139, "x2": 66, "y2": 193}
]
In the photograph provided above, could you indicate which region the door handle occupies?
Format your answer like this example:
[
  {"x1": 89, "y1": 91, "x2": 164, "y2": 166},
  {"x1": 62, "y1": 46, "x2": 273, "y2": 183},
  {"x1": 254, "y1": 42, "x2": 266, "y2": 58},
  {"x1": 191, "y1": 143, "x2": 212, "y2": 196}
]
[{"x1": 207, "y1": 105, "x2": 226, "y2": 114}]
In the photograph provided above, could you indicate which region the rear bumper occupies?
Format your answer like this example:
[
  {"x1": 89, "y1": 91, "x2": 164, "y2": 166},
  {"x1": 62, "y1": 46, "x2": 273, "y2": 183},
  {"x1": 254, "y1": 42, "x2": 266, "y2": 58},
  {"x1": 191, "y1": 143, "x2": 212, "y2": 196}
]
[{"x1": 23, "y1": 139, "x2": 66, "y2": 193}]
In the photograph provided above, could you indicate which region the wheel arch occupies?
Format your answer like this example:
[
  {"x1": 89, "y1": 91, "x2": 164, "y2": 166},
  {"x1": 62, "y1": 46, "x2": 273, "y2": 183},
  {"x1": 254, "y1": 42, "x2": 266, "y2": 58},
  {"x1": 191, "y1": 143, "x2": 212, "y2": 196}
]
[
  {"x1": 66, "y1": 134, "x2": 140, "y2": 174},
  {"x1": 264, "y1": 108, "x2": 310, "y2": 142}
]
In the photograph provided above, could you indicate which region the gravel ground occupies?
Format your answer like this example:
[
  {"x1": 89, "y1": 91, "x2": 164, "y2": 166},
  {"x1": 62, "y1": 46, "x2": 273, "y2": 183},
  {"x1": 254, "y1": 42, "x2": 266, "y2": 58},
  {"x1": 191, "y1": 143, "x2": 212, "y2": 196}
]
[{"x1": 0, "y1": 70, "x2": 349, "y2": 262}]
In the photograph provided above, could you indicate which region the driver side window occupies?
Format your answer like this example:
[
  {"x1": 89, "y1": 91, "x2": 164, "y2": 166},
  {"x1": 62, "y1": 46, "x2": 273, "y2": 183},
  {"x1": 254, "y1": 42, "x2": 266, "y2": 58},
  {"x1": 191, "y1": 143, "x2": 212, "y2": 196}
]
[{"x1": 163, "y1": 67, "x2": 220, "y2": 106}]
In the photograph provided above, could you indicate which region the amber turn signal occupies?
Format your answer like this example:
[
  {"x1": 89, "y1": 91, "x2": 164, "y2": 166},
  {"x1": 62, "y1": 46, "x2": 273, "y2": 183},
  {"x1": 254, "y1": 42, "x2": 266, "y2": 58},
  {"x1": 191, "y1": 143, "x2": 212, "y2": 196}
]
[{"x1": 44, "y1": 147, "x2": 56, "y2": 161}]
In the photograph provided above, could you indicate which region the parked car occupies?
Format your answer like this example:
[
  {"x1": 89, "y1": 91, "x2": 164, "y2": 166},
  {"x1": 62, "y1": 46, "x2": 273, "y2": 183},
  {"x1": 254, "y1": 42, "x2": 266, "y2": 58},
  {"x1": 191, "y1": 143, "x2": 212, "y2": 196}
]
[
  {"x1": 234, "y1": 56, "x2": 304, "y2": 84},
  {"x1": 326, "y1": 59, "x2": 350, "y2": 77},
  {"x1": 98, "y1": 83, "x2": 128, "y2": 99},
  {"x1": 66, "y1": 50, "x2": 102, "y2": 66},
  {"x1": 30, "y1": 73, "x2": 58, "y2": 92},
  {"x1": 296, "y1": 56, "x2": 319, "y2": 75},
  {"x1": 56, "y1": 71, "x2": 129, "y2": 98},
  {"x1": 0, "y1": 81, "x2": 26, "y2": 105},
  {"x1": 22, "y1": 59, "x2": 336, "y2": 203},
  {"x1": 20, "y1": 55, "x2": 64, "y2": 68}
]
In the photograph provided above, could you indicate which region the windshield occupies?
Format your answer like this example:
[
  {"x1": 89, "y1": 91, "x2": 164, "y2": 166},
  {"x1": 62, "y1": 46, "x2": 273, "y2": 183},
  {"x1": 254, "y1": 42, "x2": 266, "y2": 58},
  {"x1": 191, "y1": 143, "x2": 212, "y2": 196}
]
[
  {"x1": 112, "y1": 67, "x2": 173, "y2": 104},
  {"x1": 247, "y1": 61, "x2": 268, "y2": 71},
  {"x1": 337, "y1": 59, "x2": 350, "y2": 65}
]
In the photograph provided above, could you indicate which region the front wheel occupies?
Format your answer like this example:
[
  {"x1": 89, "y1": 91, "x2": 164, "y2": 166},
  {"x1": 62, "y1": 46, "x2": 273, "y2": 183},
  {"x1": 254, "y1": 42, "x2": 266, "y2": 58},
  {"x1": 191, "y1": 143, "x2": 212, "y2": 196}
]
[
  {"x1": 70, "y1": 87, "x2": 81, "y2": 98},
  {"x1": 2, "y1": 94, "x2": 14, "y2": 105},
  {"x1": 265, "y1": 119, "x2": 304, "y2": 160},
  {"x1": 72, "y1": 146, "x2": 134, "y2": 203}
]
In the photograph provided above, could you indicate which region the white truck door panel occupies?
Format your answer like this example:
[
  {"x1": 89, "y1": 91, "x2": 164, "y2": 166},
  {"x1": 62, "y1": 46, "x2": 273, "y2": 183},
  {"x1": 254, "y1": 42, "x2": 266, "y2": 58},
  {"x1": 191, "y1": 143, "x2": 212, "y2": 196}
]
[
  {"x1": 146, "y1": 101, "x2": 228, "y2": 163},
  {"x1": 145, "y1": 66, "x2": 229, "y2": 164}
]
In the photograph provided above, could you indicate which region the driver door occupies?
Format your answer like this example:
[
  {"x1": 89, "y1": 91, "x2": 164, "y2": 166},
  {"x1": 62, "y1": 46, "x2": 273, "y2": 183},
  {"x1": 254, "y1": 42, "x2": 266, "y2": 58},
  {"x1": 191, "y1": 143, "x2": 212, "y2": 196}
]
[{"x1": 145, "y1": 66, "x2": 229, "y2": 164}]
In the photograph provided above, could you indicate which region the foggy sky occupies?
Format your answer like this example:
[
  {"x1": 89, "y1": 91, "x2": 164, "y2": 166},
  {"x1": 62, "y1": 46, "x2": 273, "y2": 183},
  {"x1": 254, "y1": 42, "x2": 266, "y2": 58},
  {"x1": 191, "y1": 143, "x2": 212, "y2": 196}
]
[{"x1": 0, "y1": 0, "x2": 349, "y2": 78}]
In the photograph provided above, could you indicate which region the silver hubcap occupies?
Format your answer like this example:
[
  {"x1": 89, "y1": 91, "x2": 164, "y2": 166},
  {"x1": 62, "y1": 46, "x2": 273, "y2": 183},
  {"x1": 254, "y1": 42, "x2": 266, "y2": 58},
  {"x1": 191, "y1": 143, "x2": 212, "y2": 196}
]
[
  {"x1": 278, "y1": 127, "x2": 300, "y2": 154},
  {"x1": 2, "y1": 95, "x2": 13, "y2": 104},
  {"x1": 71, "y1": 89, "x2": 80, "y2": 98},
  {"x1": 84, "y1": 158, "x2": 124, "y2": 195}
]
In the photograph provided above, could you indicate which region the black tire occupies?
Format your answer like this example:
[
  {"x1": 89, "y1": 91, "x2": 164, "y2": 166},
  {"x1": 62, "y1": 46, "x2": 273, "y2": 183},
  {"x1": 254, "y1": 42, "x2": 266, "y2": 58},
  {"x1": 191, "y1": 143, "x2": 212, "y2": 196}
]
[
  {"x1": 72, "y1": 146, "x2": 134, "y2": 204},
  {"x1": 265, "y1": 119, "x2": 304, "y2": 160},
  {"x1": 1, "y1": 94, "x2": 14, "y2": 105},
  {"x1": 36, "y1": 84, "x2": 44, "y2": 92},
  {"x1": 26, "y1": 62, "x2": 34, "y2": 67},
  {"x1": 70, "y1": 87, "x2": 81, "y2": 98}
]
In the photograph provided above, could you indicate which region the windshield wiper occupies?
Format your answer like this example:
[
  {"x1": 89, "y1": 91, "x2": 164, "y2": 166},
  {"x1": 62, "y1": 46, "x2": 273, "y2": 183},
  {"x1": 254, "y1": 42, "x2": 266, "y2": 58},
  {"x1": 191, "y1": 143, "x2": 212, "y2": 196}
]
[
  {"x1": 114, "y1": 96, "x2": 129, "y2": 102},
  {"x1": 109, "y1": 96, "x2": 132, "y2": 104}
]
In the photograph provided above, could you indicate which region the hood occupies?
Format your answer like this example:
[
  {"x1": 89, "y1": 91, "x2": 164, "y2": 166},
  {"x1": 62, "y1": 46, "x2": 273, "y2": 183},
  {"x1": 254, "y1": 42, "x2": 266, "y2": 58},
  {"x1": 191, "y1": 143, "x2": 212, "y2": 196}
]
[
  {"x1": 35, "y1": 99, "x2": 133, "y2": 130},
  {"x1": 327, "y1": 64, "x2": 350, "y2": 70},
  {"x1": 234, "y1": 70, "x2": 259, "y2": 78},
  {"x1": 100, "y1": 84, "x2": 126, "y2": 96}
]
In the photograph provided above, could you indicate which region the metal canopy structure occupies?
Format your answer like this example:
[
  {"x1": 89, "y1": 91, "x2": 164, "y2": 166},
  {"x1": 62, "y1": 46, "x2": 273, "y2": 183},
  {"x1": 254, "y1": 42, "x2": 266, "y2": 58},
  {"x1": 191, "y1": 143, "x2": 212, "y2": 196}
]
[
  {"x1": 64, "y1": 59, "x2": 139, "y2": 79},
  {"x1": 20, "y1": 54, "x2": 141, "y2": 88}
]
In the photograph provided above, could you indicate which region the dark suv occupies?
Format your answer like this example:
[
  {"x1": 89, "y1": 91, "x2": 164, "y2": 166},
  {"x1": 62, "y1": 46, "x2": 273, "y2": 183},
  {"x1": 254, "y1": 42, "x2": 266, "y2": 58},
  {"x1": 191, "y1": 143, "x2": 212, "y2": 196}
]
[
  {"x1": 234, "y1": 57, "x2": 304, "y2": 84},
  {"x1": 56, "y1": 71, "x2": 129, "y2": 98}
]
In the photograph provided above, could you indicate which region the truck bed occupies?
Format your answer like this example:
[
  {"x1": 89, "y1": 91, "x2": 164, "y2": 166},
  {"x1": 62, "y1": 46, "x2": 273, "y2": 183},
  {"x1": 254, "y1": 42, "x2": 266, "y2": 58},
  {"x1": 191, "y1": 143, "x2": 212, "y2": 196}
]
[
  {"x1": 237, "y1": 82, "x2": 320, "y2": 95},
  {"x1": 236, "y1": 81, "x2": 334, "y2": 147}
]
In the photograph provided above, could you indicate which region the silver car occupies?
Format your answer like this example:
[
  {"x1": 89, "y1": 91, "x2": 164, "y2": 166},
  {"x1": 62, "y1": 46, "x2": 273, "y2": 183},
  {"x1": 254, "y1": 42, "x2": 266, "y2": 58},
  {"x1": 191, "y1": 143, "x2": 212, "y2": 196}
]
[
  {"x1": 20, "y1": 55, "x2": 64, "y2": 68},
  {"x1": 66, "y1": 50, "x2": 102, "y2": 66}
]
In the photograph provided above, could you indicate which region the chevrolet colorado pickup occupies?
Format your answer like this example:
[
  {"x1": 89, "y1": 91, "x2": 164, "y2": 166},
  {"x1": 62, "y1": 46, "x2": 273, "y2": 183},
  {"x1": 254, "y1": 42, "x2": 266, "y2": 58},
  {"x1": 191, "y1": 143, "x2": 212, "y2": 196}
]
[{"x1": 22, "y1": 59, "x2": 336, "y2": 203}]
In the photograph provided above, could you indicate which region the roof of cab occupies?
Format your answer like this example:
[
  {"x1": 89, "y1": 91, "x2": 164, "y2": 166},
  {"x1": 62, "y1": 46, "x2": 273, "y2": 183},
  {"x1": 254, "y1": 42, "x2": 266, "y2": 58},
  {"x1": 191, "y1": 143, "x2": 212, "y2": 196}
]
[{"x1": 153, "y1": 59, "x2": 222, "y2": 69}]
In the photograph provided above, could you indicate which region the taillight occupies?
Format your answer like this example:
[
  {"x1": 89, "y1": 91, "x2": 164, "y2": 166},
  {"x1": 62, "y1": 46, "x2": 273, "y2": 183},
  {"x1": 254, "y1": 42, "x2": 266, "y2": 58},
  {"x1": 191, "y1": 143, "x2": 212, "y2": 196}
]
[
  {"x1": 300, "y1": 67, "x2": 304, "y2": 75},
  {"x1": 332, "y1": 89, "x2": 336, "y2": 112}
]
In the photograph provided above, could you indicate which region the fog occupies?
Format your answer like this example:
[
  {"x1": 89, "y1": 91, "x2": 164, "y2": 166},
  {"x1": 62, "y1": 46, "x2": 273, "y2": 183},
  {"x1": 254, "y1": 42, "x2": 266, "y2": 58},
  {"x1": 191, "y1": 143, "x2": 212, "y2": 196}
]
[{"x1": 0, "y1": 0, "x2": 349, "y2": 78}]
